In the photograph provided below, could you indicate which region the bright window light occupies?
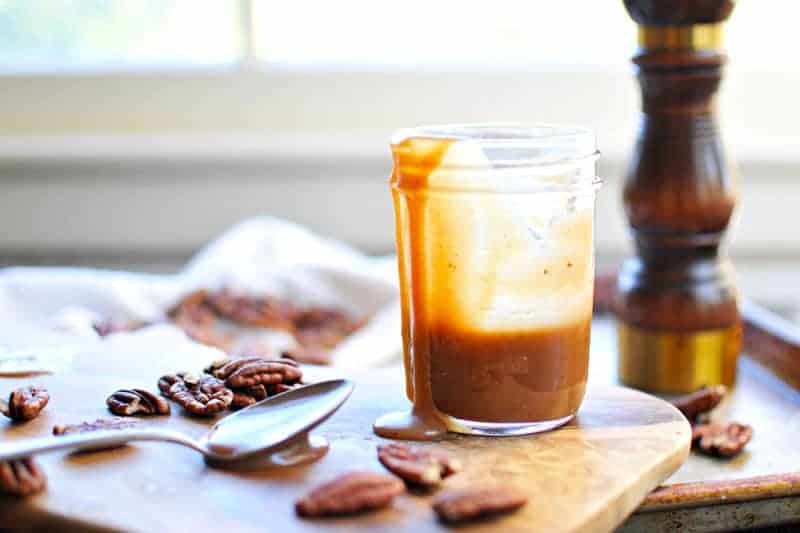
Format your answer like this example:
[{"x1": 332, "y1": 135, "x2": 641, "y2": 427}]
[{"x1": 0, "y1": 0, "x2": 241, "y2": 72}]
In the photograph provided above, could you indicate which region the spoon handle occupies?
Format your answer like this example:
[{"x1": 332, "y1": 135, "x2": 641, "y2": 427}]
[{"x1": 0, "y1": 427, "x2": 198, "y2": 462}]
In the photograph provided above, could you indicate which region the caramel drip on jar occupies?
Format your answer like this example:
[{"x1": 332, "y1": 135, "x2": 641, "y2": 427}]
[{"x1": 374, "y1": 136, "x2": 453, "y2": 440}]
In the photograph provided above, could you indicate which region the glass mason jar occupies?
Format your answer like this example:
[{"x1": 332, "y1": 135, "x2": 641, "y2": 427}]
[{"x1": 386, "y1": 124, "x2": 600, "y2": 437}]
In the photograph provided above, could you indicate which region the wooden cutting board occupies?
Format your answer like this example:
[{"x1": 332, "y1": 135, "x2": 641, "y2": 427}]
[{"x1": 0, "y1": 368, "x2": 690, "y2": 533}]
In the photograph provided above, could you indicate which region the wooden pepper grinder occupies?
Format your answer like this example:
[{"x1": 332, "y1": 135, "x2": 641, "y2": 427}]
[{"x1": 616, "y1": 0, "x2": 740, "y2": 393}]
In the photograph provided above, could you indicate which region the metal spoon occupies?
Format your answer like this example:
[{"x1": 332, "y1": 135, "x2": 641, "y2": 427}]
[{"x1": 0, "y1": 379, "x2": 354, "y2": 470}]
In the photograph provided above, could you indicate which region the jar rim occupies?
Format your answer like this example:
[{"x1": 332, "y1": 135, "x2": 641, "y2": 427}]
[{"x1": 392, "y1": 122, "x2": 598, "y2": 166}]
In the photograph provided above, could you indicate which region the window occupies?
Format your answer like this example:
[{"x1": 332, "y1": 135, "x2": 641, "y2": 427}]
[
  {"x1": 3, "y1": 1, "x2": 794, "y2": 74},
  {"x1": 252, "y1": 1, "x2": 635, "y2": 70},
  {"x1": 0, "y1": 1, "x2": 241, "y2": 72},
  {"x1": 0, "y1": 1, "x2": 795, "y2": 277},
  {"x1": 2, "y1": 1, "x2": 636, "y2": 72},
  {"x1": 0, "y1": 1, "x2": 796, "y2": 143}
]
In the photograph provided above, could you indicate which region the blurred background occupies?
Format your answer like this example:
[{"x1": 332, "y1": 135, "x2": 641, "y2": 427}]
[{"x1": 0, "y1": 1, "x2": 797, "y2": 307}]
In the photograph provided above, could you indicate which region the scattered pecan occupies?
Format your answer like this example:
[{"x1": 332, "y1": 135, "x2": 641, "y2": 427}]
[
  {"x1": 167, "y1": 374, "x2": 233, "y2": 416},
  {"x1": 295, "y1": 471, "x2": 405, "y2": 518},
  {"x1": 692, "y1": 422, "x2": 753, "y2": 458},
  {"x1": 107, "y1": 388, "x2": 170, "y2": 416},
  {"x1": 671, "y1": 385, "x2": 727, "y2": 423},
  {"x1": 0, "y1": 386, "x2": 50, "y2": 422},
  {"x1": 0, "y1": 458, "x2": 46, "y2": 497},
  {"x1": 53, "y1": 417, "x2": 139, "y2": 436},
  {"x1": 230, "y1": 384, "x2": 269, "y2": 409},
  {"x1": 210, "y1": 356, "x2": 302, "y2": 388},
  {"x1": 207, "y1": 288, "x2": 296, "y2": 330},
  {"x1": 433, "y1": 486, "x2": 528, "y2": 524},
  {"x1": 93, "y1": 319, "x2": 148, "y2": 337},
  {"x1": 377, "y1": 443, "x2": 462, "y2": 487}
]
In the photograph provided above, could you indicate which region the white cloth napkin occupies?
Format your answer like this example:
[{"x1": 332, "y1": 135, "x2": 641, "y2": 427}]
[{"x1": 0, "y1": 217, "x2": 402, "y2": 376}]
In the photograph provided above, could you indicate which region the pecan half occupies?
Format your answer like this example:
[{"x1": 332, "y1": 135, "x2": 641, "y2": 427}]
[
  {"x1": 211, "y1": 356, "x2": 302, "y2": 388},
  {"x1": 0, "y1": 458, "x2": 46, "y2": 497},
  {"x1": 158, "y1": 372, "x2": 187, "y2": 396},
  {"x1": 107, "y1": 388, "x2": 170, "y2": 416},
  {"x1": 53, "y1": 417, "x2": 139, "y2": 436},
  {"x1": 295, "y1": 471, "x2": 405, "y2": 518},
  {"x1": 671, "y1": 385, "x2": 727, "y2": 423},
  {"x1": 692, "y1": 422, "x2": 753, "y2": 458},
  {"x1": 433, "y1": 486, "x2": 528, "y2": 524},
  {"x1": 230, "y1": 384, "x2": 268, "y2": 409},
  {"x1": 377, "y1": 443, "x2": 461, "y2": 487},
  {"x1": 167, "y1": 374, "x2": 233, "y2": 415},
  {"x1": 0, "y1": 386, "x2": 50, "y2": 422}
]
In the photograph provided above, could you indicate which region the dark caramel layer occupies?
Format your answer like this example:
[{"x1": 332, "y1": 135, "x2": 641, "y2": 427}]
[{"x1": 430, "y1": 319, "x2": 591, "y2": 423}]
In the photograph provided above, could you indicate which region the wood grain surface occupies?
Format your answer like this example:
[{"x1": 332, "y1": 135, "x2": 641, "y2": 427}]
[{"x1": 0, "y1": 362, "x2": 690, "y2": 533}]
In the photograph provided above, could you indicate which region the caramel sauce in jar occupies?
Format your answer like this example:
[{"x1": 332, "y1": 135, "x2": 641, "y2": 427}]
[{"x1": 374, "y1": 125, "x2": 598, "y2": 440}]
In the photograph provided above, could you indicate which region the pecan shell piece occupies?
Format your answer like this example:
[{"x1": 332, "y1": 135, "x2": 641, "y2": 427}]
[
  {"x1": 53, "y1": 417, "x2": 139, "y2": 436},
  {"x1": 0, "y1": 386, "x2": 50, "y2": 422},
  {"x1": 692, "y1": 421, "x2": 753, "y2": 458},
  {"x1": 52, "y1": 417, "x2": 140, "y2": 452},
  {"x1": 295, "y1": 471, "x2": 405, "y2": 518},
  {"x1": 107, "y1": 388, "x2": 170, "y2": 416},
  {"x1": 377, "y1": 443, "x2": 462, "y2": 487},
  {"x1": 0, "y1": 458, "x2": 46, "y2": 497},
  {"x1": 671, "y1": 385, "x2": 727, "y2": 423},
  {"x1": 168, "y1": 374, "x2": 233, "y2": 416},
  {"x1": 432, "y1": 486, "x2": 528, "y2": 524},
  {"x1": 211, "y1": 356, "x2": 302, "y2": 388}
]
